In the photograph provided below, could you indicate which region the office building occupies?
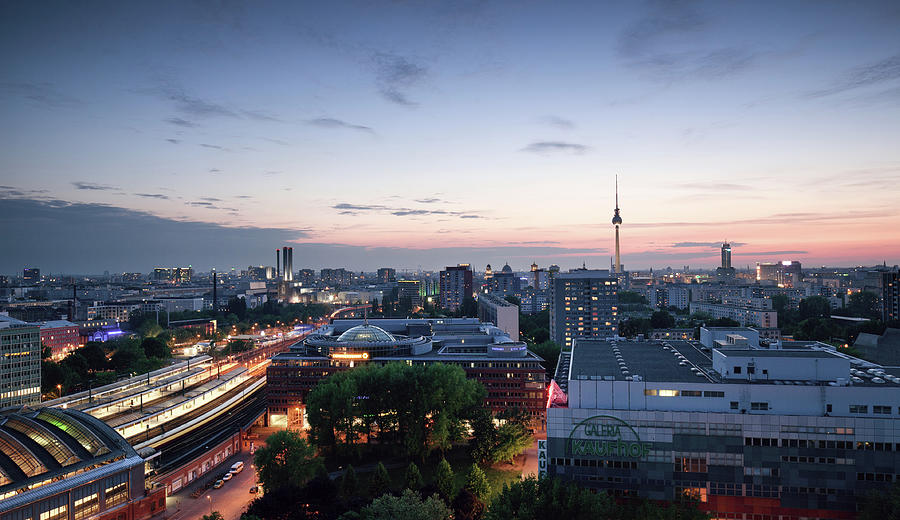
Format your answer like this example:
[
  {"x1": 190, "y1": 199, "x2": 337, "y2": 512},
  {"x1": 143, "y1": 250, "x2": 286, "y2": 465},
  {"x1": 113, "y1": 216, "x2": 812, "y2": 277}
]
[
  {"x1": 0, "y1": 315, "x2": 41, "y2": 407},
  {"x1": 397, "y1": 280, "x2": 423, "y2": 310},
  {"x1": 297, "y1": 269, "x2": 315, "y2": 287},
  {"x1": 0, "y1": 407, "x2": 166, "y2": 519},
  {"x1": 546, "y1": 337, "x2": 900, "y2": 519},
  {"x1": 247, "y1": 265, "x2": 275, "y2": 281},
  {"x1": 152, "y1": 267, "x2": 192, "y2": 284},
  {"x1": 477, "y1": 293, "x2": 519, "y2": 341},
  {"x1": 377, "y1": 268, "x2": 396, "y2": 284},
  {"x1": 489, "y1": 264, "x2": 521, "y2": 298},
  {"x1": 689, "y1": 302, "x2": 778, "y2": 328},
  {"x1": 267, "y1": 318, "x2": 546, "y2": 429},
  {"x1": 38, "y1": 320, "x2": 80, "y2": 361},
  {"x1": 549, "y1": 270, "x2": 618, "y2": 348},
  {"x1": 756, "y1": 261, "x2": 803, "y2": 288},
  {"x1": 883, "y1": 271, "x2": 899, "y2": 323},
  {"x1": 721, "y1": 243, "x2": 732, "y2": 269},
  {"x1": 320, "y1": 268, "x2": 352, "y2": 288},
  {"x1": 439, "y1": 264, "x2": 473, "y2": 311}
]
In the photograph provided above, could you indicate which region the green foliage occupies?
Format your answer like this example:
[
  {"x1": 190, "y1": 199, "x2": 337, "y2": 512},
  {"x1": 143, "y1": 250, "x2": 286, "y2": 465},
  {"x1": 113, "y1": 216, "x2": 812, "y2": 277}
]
[
  {"x1": 618, "y1": 291, "x2": 648, "y2": 305},
  {"x1": 404, "y1": 462, "x2": 424, "y2": 491},
  {"x1": 492, "y1": 422, "x2": 532, "y2": 464},
  {"x1": 859, "y1": 481, "x2": 900, "y2": 520},
  {"x1": 618, "y1": 318, "x2": 652, "y2": 338},
  {"x1": 650, "y1": 310, "x2": 676, "y2": 329},
  {"x1": 141, "y1": 336, "x2": 170, "y2": 359},
  {"x1": 848, "y1": 291, "x2": 880, "y2": 319},
  {"x1": 471, "y1": 408, "x2": 532, "y2": 465},
  {"x1": 464, "y1": 464, "x2": 490, "y2": 500},
  {"x1": 253, "y1": 430, "x2": 322, "y2": 492},
  {"x1": 356, "y1": 489, "x2": 452, "y2": 520},
  {"x1": 80, "y1": 342, "x2": 108, "y2": 369},
  {"x1": 707, "y1": 317, "x2": 740, "y2": 327},
  {"x1": 306, "y1": 362, "x2": 484, "y2": 459},
  {"x1": 340, "y1": 464, "x2": 359, "y2": 498},
  {"x1": 458, "y1": 296, "x2": 478, "y2": 318},
  {"x1": 529, "y1": 341, "x2": 561, "y2": 378},
  {"x1": 435, "y1": 458, "x2": 454, "y2": 501},
  {"x1": 368, "y1": 462, "x2": 392, "y2": 498},
  {"x1": 799, "y1": 296, "x2": 831, "y2": 320},
  {"x1": 452, "y1": 488, "x2": 485, "y2": 520},
  {"x1": 202, "y1": 512, "x2": 224, "y2": 520},
  {"x1": 519, "y1": 309, "x2": 549, "y2": 344},
  {"x1": 503, "y1": 295, "x2": 521, "y2": 306},
  {"x1": 41, "y1": 361, "x2": 66, "y2": 394}
]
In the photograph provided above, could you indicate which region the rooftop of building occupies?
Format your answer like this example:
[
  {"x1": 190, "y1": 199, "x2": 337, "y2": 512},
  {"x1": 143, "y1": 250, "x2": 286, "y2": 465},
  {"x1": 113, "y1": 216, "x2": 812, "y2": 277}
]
[
  {"x1": 37, "y1": 320, "x2": 77, "y2": 329},
  {"x1": 0, "y1": 407, "x2": 137, "y2": 494},
  {"x1": 554, "y1": 269, "x2": 613, "y2": 279},
  {"x1": 337, "y1": 324, "x2": 396, "y2": 343},
  {"x1": 478, "y1": 293, "x2": 517, "y2": 307},
  {"x1": 565, "y1": 338, "x2": 900, "y2": 387}
]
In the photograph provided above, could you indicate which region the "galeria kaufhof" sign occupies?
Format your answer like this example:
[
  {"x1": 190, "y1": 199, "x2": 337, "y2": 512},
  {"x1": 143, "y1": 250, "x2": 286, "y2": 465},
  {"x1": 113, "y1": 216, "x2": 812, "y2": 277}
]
[{"x1": 567, "y1": 415, "x2": 651, "y2": 459}]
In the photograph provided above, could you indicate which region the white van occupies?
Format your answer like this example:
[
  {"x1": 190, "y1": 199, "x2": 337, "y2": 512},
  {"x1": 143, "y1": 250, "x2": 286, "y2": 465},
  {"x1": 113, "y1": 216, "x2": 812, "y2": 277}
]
[{"x1": 231, "y1": 461, "x2": 244, "y2": 474}]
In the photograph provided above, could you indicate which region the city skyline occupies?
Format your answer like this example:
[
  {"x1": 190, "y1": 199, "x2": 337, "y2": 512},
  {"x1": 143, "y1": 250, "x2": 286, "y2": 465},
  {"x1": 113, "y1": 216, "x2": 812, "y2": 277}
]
[{"x1": 2, "y1": 1, "x2": 900, "y2": 273}]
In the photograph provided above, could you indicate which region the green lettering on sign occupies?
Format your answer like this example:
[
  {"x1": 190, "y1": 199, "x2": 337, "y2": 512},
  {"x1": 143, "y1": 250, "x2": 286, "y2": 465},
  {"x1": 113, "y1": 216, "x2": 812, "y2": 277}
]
[{"x1": 566, "y1": 415, "x2": 651, "y2": 460}]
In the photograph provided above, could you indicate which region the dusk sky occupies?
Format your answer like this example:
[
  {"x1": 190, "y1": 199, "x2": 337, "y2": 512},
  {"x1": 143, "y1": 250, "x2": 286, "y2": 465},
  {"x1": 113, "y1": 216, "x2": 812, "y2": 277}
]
[{"x1": 2, "y1": 1, "x2": 899, "y2": 274}]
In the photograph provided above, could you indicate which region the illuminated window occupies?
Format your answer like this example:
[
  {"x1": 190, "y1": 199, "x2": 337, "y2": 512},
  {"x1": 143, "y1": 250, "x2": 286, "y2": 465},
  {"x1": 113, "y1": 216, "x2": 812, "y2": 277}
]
[{"x1": 658, "y1": 389, "x2": 679, "y2": 397}]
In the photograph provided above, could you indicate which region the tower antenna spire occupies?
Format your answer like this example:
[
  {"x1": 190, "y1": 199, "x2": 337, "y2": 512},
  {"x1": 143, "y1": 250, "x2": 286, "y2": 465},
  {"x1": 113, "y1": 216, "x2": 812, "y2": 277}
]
[{"x1": 615, "y1": 174, "x2": 619, "y2": 210}]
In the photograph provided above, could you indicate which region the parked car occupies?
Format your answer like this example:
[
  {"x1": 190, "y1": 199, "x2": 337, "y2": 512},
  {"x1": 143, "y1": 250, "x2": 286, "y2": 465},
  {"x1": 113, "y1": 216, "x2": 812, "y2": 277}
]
[
  {"x1": 222, "y1": 472, "x2": 233, "y2": 482},
  {"x1": 213, "y1": 480, "x2": 224, "y2": 489},
  {"x1": 249, "y1": 485, "x2": 259, "y2": 494}
]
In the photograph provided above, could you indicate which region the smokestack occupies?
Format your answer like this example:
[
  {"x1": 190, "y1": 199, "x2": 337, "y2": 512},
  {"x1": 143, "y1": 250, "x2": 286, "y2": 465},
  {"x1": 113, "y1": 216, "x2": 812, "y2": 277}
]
[
  {"x1": 276, "y1": 249, "x2": 280, "y2": 279},
  {"x1": 212, "y1": 270, "x2": 217, "y2": 312},
  {"x1": 282, "y1": 247, "x2": 289, "y2": 282},
  {"x1": 288, "y1": 247, "x2": 294, "y2": 281}
]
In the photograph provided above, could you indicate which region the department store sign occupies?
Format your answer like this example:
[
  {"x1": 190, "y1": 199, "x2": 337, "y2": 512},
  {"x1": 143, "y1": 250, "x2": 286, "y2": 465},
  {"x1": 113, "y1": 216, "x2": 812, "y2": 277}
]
[{"x1": 567, "y1": 415, "x2": 650, "y2": 459}]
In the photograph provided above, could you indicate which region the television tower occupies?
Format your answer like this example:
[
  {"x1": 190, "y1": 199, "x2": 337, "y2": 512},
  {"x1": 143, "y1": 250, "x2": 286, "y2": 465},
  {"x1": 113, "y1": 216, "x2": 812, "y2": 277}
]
[{"x1": 612, "y1": 175, "x2": 623, "y2": 273}]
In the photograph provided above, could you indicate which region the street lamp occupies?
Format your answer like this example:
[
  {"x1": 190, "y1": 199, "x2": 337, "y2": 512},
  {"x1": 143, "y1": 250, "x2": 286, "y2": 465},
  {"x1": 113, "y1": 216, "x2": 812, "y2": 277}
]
[
  {"x1": 206, "y1": 495, "x2": 212, "y2": 515},
  {"x1": 56, "y1": 384, "x2": 62, "y2": 398}
]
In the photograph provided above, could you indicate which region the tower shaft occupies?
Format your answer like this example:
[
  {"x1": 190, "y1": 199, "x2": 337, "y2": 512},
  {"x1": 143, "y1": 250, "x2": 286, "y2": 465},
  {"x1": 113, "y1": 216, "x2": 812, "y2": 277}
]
[{"x1": 615, "y1": 225, "x2": 621, "y2": 274}]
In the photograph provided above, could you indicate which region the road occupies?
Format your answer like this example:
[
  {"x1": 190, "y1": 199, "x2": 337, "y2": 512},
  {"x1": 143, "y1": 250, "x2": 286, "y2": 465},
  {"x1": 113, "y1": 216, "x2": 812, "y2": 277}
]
[{"x1": 165, "y1": 450, "x2": 261, "y2": 520}]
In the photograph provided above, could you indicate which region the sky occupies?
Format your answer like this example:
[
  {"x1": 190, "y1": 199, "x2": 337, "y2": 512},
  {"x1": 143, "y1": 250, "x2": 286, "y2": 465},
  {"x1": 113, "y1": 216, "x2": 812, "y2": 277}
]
[{"x1": 1, "y1": 1, "x2": 899, "y2": 274}]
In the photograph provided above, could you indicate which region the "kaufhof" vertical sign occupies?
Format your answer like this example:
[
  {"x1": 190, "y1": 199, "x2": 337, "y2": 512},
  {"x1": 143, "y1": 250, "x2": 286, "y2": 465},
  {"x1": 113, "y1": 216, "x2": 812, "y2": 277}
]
[{"x1": 537, "y1": 439, "x2": 547, "y2": 477}]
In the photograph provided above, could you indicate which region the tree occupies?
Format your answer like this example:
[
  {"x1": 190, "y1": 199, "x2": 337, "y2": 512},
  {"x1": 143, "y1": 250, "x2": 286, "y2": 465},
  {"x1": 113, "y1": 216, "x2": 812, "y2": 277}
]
[
  {"x1": 434, "y1": 458, "x2": 454, "y2": 501},
  {"x1": 707, "y1": 317, "x2": 740, "y2": 327},
  {"x1": 485, "y1": 477, "x2": 615, "y2": 520},
  {"x1": 141, "y1": 336, "x2": 170, "y2": 359},
  {"x1": 404, "y1": 462, "x2": 424, "y2": 491},
  {"x1": 340, "y1": 464, "x2": 359, "y2": 498},
  {"x1": 492, "y1": 421, "x2": 532, "y2": 464},
  {"x1": 368, "y1": 462, "x2": 392, "y2": 498},
  {"x1": 529, "y1": 341, "x2": 561, "y2": 378},
  {"x1": 799, "y1": 296, "x2": 831, "y2": 320},
  {"x1": 202, "y1": 513, "x2": 224, "y2": 520},
  {"x1": 458, "y1": 296, "x2": 478, "y2": 318},
  {"x1": 504, "y1": 295, "x2": 521, "y2": 306},
  {"x1": 859, "y1": 481, "x2": 900, "y2": 520},
  {"x1": 80, "y1": 342, "x2": 108, "y2": 370},
  {"x1": 618, "y1": 291, "x2": 648, "y2": 305},
  {"x1": 650, "y1": 310, "x2": 675, "y2": 329},
  {"x1": 41, "y1": 361, "x2": 66, "y2": 394},
  {"x1": 356, "y1": 489, "x2": 451, "y2": 520},
  {"x1": 253, "y1": 430, "x2": 321, "y2": 492},
  {"x1": 848, "y1": 291, "x2": 880, "y2": 319},
  {"x1": 463, "y1": 464, "x2": 490, "y2": 501},
  {"x1": 451, "y1": 488, "x2": 485, "y2": 520}
]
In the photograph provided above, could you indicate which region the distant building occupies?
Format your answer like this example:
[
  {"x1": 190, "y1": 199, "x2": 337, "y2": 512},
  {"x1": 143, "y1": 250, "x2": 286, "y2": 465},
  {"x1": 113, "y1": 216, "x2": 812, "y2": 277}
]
[
  {"x1": 152, "y1": 267, "x2": 193, "y2": 283},
  {"x1": 0, "y1": 407, "x2": 166, "y2": 519},
  {"x1": 38, "y1": 319, "x2": 80, "y2": 361},
  {"x1": 0, "y1": 315, "x2": 41, "y2": 407},
  {"x1": 23, "y1": 267, "x2": 40, "y2": 284},
  {"x1": 520, "y1": 285, "x2": 549, "y2": 314},
  {"x1": 397, "y1": 280, "x2": 423, "y2": 310},
  {"x1": 247, "y1": 265, "x2": 275, "y2": 281},
  {"x1": 489, "y1": 264, "x2": 521, "y2": 298},
  {"x1": 121, "y1": 272, "x2": 144, "y2": 282},
  {"x1": 377, "y1": 268, "x2": 396, "y2": 284},
  {"x1": 321, "y1": 268, "x2": 352, "y2": 288},
  {"x1": 297, "y1": 268, "x2": 316, "y2": 287},
  {"x1": 550, "y1": 269, "x2": 618, "y2": 348},
  {"x1": 854, "y1": 328, "x2": 900, "y2": 365},
  {"x1": 756, "y1": 261, "x2": 802, "y2": 287},
  {"x1": 477, "y1": 293, "x2": 519, "y2": 341},
  {"x1": 439, "y1": 264, "x2": 473, "y2": 311},
  {"x1": 690, "y1": 302, "x2": 778, "y2": 328},
  {"x1": 715, "y1": 242, "x2": 737, "y2": 280},
  {"x1": 883, "y1": 271, "x2": 899, "y2": 323}
]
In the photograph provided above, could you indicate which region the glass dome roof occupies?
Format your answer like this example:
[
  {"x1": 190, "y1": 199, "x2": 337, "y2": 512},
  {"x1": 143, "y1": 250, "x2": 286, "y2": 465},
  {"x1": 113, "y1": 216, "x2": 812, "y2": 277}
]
[{"x1": 337, "y1": 324, "x2": 396, "y2": 343}]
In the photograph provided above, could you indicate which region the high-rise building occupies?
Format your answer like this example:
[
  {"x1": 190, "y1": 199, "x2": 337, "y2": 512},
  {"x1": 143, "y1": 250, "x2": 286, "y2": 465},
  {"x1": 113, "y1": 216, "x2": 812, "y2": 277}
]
[
  {"x1": 0, "y1": 315, "x2": 41, "y2": 407},
  {"x1": 397, "y1": 280, "x2": 423, "y2": 310},
  {"x1": 321, "y1": 268, "x2": 352, "y2": 288},
  {"x1": 477, "y1": 293, "x2": 519, "y2": 341},
  {"x1": 152, "y1": 266, "x2": 193, "y2": 283},
  {"x1": 721, "y1": 242, "x2": 732, "y2": 269},
  {"x1": 23, "y1": 267, "x2": 40, "y2": 284},
  {"x1": 550, "y1": 269, "x2": 618, "y2": 347},
  {"x1": 377, "y1": 268, "x2": 396, "y2": 284},
  {"x1": 247, "y1": 265, "x2": 274, "y2": 281},
  {"x1": 884, "y1": 271, "x2": 899, "y2": 323},
  {"x1": 439, "y1": 264, "x2": 473, "y2": 311},
  {"x1": 756, "y1": 261, "x2": 802, "y2": 288},
  {"x1": 489, "y1": 263, "x2": 521, "y2": 298},
  {"x1": 297, "y1": 268, "x2": 316, "y2": 287}
]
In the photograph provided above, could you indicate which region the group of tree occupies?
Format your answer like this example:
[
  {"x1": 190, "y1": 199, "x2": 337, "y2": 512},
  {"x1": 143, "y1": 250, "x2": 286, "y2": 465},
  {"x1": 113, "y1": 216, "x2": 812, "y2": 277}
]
[
  {"x1": 469, "y1": 408, "x2": 533, "y2": 465},
  {"x1": 306, "y1": 362, "x2": 485, "y2": 459},
  {"x1": 617, "y1": 311, "x2": 740, "y2": 339},
  {"x1": 775, "y1": 292, "x2": 897, "y2": 345},
  {"x1": 41, "y1": 336, "x2": 170, "y2": 396},
  {"x1": 519, "y1": 309, "x2": 551, "y2": 345}
]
